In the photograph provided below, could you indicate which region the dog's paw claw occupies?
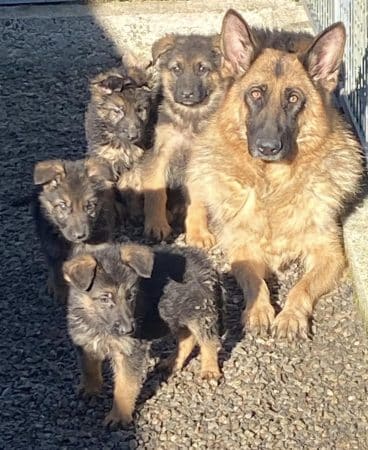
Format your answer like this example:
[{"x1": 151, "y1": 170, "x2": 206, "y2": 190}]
[
  {"x1": 186, "y1": 229, "x2": 216, "y2": 249},
  {"x1": 271, "y1": 309, "x2": 309, "y2": 341},
  {"x1": 144, "y1": 220, "x2": 172, "y2": 241},
  {"x1": 200, "y1": 368, "x2": 222, "y2": 381},
  {"x1": 104, "y1": 410, "x2": 132, "y2": 428},
  {"x1": 243, "y1": 304, "x2": 275, "y2": 335}
]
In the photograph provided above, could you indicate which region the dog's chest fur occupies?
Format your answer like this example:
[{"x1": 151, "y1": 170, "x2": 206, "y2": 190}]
[{"x1": 207, "y1": 155, "x2": 339, "y2": 265}]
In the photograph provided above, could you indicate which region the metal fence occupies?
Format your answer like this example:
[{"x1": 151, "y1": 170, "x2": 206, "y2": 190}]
[{"x1": 303, "y1": 0, "x2": 368, "y2": 155}]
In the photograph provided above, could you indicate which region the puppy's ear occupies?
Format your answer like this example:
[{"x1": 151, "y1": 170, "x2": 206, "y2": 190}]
[
  {"x1": 85, "y1": 158, "x2": 115, "y2": 186},
  {"x1": 63, "y1": 254, "x2": 97, "y2": 291},
  {"x1": 120, "y1": 244, "x2": 154, "y2": 279},
  {"x1": 34, "y1": 160, "x2": 65, "y2": 187},
  {"x1": 220, "y1": 9, "x2": 257, "y2": 77},
  {"x1": 302, "y1": 22, "x2": 346, "y2": 92},
  {"x1": 152, "y1": 34, "x2": 176, "y2": 64},
  {"x1": 91, "y1": 72, "x2": 136, "y2": 95}
]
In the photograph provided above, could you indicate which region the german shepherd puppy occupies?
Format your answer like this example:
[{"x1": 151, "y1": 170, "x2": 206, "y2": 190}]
[
  {"x1": 64, "y1": 243, "x2": 222, "y2": 426},
  {"x1": 33, "y1": 158, "x2": 117, "y2": 303},
  {"x1": 85, "y1": 64, "x2": 154, "y2": 179},
  {"x1": 186, "y1": 10, "x2": 363, "y2": 339},
  {"x1": 142, "y1": 33, "x2": 230, "y2": 240}
]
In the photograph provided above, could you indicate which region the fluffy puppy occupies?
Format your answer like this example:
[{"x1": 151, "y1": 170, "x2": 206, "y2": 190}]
[
  {"x1": 33, "y1": 158, "x2": 117, "y2": 303},
  {"x1": 64, "y1": 243, "x2": 222, "y2": 426}
]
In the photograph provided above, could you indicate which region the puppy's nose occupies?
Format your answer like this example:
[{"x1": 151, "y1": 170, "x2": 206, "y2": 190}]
[
  {"x1": 127, "y1": 128, "x2": 139, "y2": 140},
  {"x1": 113, "y1": 320, "x2": 133, "y2": 336},
  {"x1": 71, "y1": 230, "x2": 88, "y2": 242},
  {"x1": 256, "y1": 138, "x2": 282, "y2": 156},
  {"x1": 181, "y1": 89, "x2": 194, "y2": 99}
]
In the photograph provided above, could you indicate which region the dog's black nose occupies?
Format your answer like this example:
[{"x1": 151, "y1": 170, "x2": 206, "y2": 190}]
[
  {"x1": 128, "y1": 129, "x2": 139, "y2": 140},
  {"x1": 72, "y1": 230, "x2": 88, "y2": 242},
  {"x1": 256, "y1": 138, "x2": 282, "y2": 156},
  {"x1": 181, "y1": 89, "x2": 194, "y2": 99},
  {"x1": 113, "y1": 321, "x2": 133, "y2": 336}
]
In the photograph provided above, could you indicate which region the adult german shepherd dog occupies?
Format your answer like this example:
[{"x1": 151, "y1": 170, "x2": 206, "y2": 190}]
[{"x1": 186, "y1": 10, "x2": 363, "y2": 339}]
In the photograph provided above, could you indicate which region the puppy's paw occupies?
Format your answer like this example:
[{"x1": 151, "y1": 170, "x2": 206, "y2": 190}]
[
  {"x1": 144, "y1": 218, "x2": 172, "y2": 241},
  {"x1": 104, "y1": 409, "x2": 132, "y2": 428},
  {"x1": 200, "y1": 366, "x2": 222, "y2": 381},
  {"x1": 157, "y1": 353, "x2": 178, "y2": 373},
  {"x1": 242, "y1": 303, "x2": 275, "y2": 336},
  {"x1": 77, "y1": 379, "x2": 102, "y2": 397},
  {"x1": 271, "y1": 308, "x2": 309, "y2": 341},
  {"x1": 185, "y1": 228, "x2": 216, "y2": 249}
]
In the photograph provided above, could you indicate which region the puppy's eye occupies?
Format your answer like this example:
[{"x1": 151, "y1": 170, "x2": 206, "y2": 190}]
[
  {"x1": 85, "y1": 200, "x2": 96, "y2": 215},
  {"x1": 56, "y1": 201, "x2": 67, "y2": 210},
  {"x1": 171, "y1": 64, "x2": 182, "y2": 74},
  {"x1": 113, "y1": 107, "x2": 125, "y2": 117},
  {"x1": 288, "y1": 93, "x2": 299, "y2": 104},
  {"x1": 198, "y1": 64, "x2": 209, "y2": 74},
  {"x1": 250, "y1": 88, "x2": 263, "y2": 100},
  {"x1": 136, "y1": 105, "x2": 147, "y2": 114},
  {"x1": 100, "y1": 292, "x2": 113, "y2": 304}
]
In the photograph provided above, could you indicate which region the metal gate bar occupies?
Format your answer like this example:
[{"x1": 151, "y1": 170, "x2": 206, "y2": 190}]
[{"x1": 303, "y1": 0, "x2": 368, "y2": 155}]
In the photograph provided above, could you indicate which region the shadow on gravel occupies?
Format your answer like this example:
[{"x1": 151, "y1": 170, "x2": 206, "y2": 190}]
[
  {"x1": 0, "y1": 9, "x2": 142, "y2": 448},
  {"x1": 219, "y1": 271, "x2": 245, "y2": 366}
]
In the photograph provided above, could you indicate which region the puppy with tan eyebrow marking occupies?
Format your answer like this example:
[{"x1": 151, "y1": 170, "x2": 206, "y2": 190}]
[
  {"x1": 32, "y1": 158, "x2": 118, "y2": 303},
  {"x1": 64, "y1": 243, "x2": 223, "y2": 427},
  {"x1": 141, "y1": 33, "x2": 230, "y2": 242},
  {"x1": 186, "y1": 10, "x2": 363, "y2": 339},
  {"x1": 85, "y1": 66, "x2": 155, "y2": 177}
]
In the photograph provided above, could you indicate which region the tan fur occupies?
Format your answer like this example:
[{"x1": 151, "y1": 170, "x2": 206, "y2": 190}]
[
  {"x1": 142, "y1": 34, "x2": 229, "y2": 240},
  {"x1": 187, "y1": 48, "x2": 363, "y2": 339},
  {"x1": 161, "y1": 325, "x2": 221, "y2": 380},
  {"x1": 104, "y1": 353, "x2": 141, "y2": 426}
]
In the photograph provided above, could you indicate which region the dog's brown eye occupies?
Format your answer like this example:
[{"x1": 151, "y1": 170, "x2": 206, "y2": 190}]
[
  {"x1": 288, "y1": 94, "x2": 299, "y2": 103},
  {"x1": 100, "y1": 292, "x2": 113, "y2": 304},
  {"x1": 56, "y1": 201, "x2": 67, "y2": 210},
  {"x1": 250, "y1": 89, "x2": 262, "y2": 100},
  {"x1": 86, "y1": 201, "x2": 96, "y2": 214},
  {"x1": 113, "y1": 107, "x2": 124, "y2": 117},
  {"x1": 198, "y1": 64, "x2": 209, "y2": 74},
  {"x1": 171, "y1": 64, "x2": 182, "y2": 74},
  {"x1": 136, "y1": 106, "x2": 147, "y2": 114}
]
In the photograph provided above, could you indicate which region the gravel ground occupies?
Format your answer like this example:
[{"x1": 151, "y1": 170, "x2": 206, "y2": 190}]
[{"x1": 1, "y1": 11, "x2": 368, "y2": 450}]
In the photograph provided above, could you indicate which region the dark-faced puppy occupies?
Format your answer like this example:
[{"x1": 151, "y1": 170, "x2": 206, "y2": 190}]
[
  {"x1": 63, "y1": 243, "x2": 222, "y2": 426},
  {"x1": 85, "y1": 65, "x2": 155, "y2": 178},
  {"x1": 142, "y1": 33, "x2": 230, "y2": 240},
  {"x1": 33, "y1": 158, "x2": 117, "y2": 303}
]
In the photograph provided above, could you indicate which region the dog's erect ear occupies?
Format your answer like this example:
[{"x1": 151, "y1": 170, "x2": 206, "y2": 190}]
[
  {"x1": 120, "y1": 244, "x2": 154, "y2": 279},
  {"x1": 34, "y1": 160, "x2": 65, "y2": 186},
  {"x1": 63, "y1": 254, "x2": 97, "y2": 291},
  {"x1": 152, "y1": 34, "x2": 176, "y2": 64},
  {"x1": 85, "y1": 158, "x2": 115, "y2": 186},
  {"x1": 302, "y1": 22, "x2": 346, "y2": 92},
  {"x1": 92, "y1": 74, "x2": 135, "y2": 95},
  {"x1": 220, "y1": 9, "x2": 257, "y2": 77}
]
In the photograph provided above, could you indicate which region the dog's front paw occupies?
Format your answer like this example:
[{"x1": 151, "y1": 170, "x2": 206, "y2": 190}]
[
  {"x1": 104, "y1": 409, "x2": 132, "y2": 428},
  {"x1": 271, "y1": 308, "x2": 309, "y2": 340},
  {"x1": 77, "y1": 379, "x2": 102, "y2": 397},
  {"x1": 144, "y1": 217, "x2": 172, "y2": 240},
  {"x1": 242, "y1": 303, "x2": 275, "y2": 335},
  {"x1": 200, "y1": 367, "x2": 222, "y2": 381},
  {"x1": 186, "y1": 228, "x2": 216, "y2": 249}
]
